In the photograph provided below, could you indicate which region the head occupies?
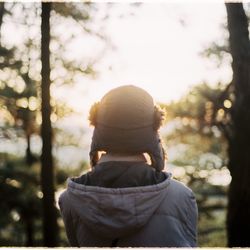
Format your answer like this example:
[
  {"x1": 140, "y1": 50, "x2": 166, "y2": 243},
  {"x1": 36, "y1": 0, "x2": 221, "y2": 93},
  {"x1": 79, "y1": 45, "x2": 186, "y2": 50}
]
[{"x1": 88, "y1": 85, "x2": 166, "y2": 171}]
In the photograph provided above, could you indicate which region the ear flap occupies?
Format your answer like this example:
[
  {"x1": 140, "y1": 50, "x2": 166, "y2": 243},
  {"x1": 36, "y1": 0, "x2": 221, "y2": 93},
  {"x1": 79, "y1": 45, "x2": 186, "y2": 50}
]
[
  {"x1": 153, "y1": 105, "x2": 166, "y2": 131},
  {"x1": 152, "y1": 106, "x2": 166, "y2": 171},
  {"x1": 88, "y1": 102, "x2": 100, "y2": 126},
  {"x1": 149, "y1": 139, "x2": 167, "y2": 171},
  {"x1": 90, "y1": 150, "x2": 99, "y2": 168}
]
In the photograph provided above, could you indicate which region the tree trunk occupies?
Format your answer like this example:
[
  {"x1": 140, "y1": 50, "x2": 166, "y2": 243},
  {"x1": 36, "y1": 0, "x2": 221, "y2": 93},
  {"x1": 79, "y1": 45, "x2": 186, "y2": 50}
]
[
  {"x1": 41, "y1": 2, "x2": 58, "y2": 247},
  {"x1": 0, "y1": 2, "x2": 5, "y2": 45},
  {"x1": 26, "y1": 133, "x2": 34, "y2": 165},
  {"x1": 25, "y1": 216, "x2": 34, "y2": 246},
  {"x1": 225, "y1": 3, "x2": 250, "y2": 247}
]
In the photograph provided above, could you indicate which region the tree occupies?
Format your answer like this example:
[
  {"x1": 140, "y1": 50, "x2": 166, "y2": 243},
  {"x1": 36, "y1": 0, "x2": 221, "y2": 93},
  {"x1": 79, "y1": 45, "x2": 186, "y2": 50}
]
[
  {"x1": 163, "y1": 82, "x2": 229, "y2": 246},
  {"x1": 225, "y1": 3, "x2": 250, "y2": 247},
  {"x1": 0, "y1": 2, "x2": 4, "y2": 43},
  {"x1": 0, "y1": 154, "x2": 42, "y2": 246},
  {"x1": 40, "y1": 2, "x2": 58, "y2": 247},
  {"x1": 1, "y1": 2, "x2": 108, "y2": 246}
]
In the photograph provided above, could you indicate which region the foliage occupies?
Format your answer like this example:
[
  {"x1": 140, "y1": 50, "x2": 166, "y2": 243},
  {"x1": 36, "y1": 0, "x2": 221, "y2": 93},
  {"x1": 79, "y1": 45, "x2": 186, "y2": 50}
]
[
  {"x1": 198, "y1": 211, "x2": 227, "y2": 247},
  {"x1": 0, "y1": 152, "x2": 87, "y2": 246},
  {"x1": 0, "y1": 2, "x2": 108, "y2": 246},
  {"x1": 0, "y1": 153, "x2": 42, "y2": 245},
  {"x1": 162, "y1": 82, "x2": 230, "y2": 246}
]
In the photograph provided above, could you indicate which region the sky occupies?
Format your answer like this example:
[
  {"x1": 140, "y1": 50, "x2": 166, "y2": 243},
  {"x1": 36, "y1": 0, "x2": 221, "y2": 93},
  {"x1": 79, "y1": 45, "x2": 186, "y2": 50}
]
[
  {"x1": 2, "y1": 2, "x2": 231, "y2": 123},
  {"x1": 54, "y1": 2, "x2": 232, "y2": 126},
  {"x1": 1, "y1": 2, "x2": 233, "y2": 177},
  {"x1": 48, "y1": 2, "x2": 233, "y2": 170}
]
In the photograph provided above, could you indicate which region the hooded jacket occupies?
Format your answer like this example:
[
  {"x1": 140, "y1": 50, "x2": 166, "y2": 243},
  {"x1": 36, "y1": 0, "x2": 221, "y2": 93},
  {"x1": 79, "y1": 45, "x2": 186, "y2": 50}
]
[{"x1": 59, "y1": 161, "x2": 198, "y2": 247}]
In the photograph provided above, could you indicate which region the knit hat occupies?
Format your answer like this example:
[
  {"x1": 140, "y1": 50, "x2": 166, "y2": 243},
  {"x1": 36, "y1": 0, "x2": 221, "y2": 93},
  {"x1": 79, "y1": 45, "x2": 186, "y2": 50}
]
[{"x1": 88, "y1": 85, "x2": 166, "y2": 171}]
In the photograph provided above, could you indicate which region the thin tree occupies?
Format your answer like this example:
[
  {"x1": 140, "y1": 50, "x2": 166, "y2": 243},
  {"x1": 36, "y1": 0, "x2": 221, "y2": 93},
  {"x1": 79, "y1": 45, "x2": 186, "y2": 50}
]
[
  {"x1": 225, "y1": 3, "x2": 250, "y2": 247},
  {"x1": 41, "y1": 2, "x2": 58, "y2": 246},
  {"x1": 0, "y1": 2, "x2": 4, "y2": 44}
]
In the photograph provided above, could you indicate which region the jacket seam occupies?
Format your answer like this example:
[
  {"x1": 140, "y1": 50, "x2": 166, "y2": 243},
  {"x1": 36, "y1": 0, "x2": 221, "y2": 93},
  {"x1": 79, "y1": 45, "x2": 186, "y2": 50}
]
[{"x1": 68, "y1": 181, "x2": 170, "y2": 194}]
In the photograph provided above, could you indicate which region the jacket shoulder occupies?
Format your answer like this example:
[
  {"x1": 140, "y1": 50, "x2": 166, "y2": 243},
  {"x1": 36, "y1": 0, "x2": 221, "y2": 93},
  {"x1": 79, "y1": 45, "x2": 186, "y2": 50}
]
[
  {"x1": 58, "y1": 190, "x2": 70, "y2": 213},
  {"x1": 168, "y1": 178, "x2": 195, "y2": 197},
  {"x1": 157, "y1": 177, "x2": 197, "y2": 225}
]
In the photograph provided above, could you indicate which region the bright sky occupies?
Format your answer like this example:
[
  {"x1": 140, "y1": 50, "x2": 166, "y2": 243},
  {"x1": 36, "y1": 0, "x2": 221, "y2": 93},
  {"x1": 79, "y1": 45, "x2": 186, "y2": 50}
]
[
  {"x1": 3, "y1": 2, "x2": 231, "y2": 123},
  {"x1": 1, "y1": 2, "x2": 233, "y2": 124},
  {"x1": 54, "y1": 2, "x2": 232, "y2": 126},
  {"x1": 1, "y1": 3, "x2": 233, "y2": 171}
]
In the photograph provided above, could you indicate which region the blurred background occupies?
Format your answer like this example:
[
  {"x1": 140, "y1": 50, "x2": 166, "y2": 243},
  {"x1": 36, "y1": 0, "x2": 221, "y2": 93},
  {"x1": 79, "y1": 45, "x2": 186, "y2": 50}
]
[{"x1": 1, "y1": 1, "x2": 250, "y2": 247}]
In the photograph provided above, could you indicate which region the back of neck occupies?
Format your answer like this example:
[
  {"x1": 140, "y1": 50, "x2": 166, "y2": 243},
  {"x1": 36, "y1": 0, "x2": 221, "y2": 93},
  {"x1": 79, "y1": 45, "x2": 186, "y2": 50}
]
[{"x1": 98, "y1": 153, "x2": 147, "y2": 163}]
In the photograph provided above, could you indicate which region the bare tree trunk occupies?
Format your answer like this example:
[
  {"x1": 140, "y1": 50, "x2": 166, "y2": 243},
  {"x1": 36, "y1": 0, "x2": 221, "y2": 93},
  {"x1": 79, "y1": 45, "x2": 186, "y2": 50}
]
[
  {"x1": 26, "y1": 133, "x2": 34, "y2": 165},
  {"x1": 41, "y1": 2, "x2": 58, "y2": 247},
  {"x1": 0, "y1": 2, "x2": 5, "y2": 45},
  {"x1": 25, "y1": 216, "x2": 34, "y2": 246},
  {"x1": 225, "y1": 3, "x2": 250, "y2": 247}
]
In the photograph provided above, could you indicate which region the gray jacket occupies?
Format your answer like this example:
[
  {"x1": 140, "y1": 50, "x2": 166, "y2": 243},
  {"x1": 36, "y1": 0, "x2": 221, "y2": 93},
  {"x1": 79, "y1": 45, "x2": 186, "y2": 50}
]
[{"x1": 59, "y1": 162, "x2": 198, "y2": 247}]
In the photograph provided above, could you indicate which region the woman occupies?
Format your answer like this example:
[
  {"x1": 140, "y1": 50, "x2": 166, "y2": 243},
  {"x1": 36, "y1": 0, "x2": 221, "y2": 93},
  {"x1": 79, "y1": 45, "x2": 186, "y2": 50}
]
[{"x1": 59, "y1": 85, "x2": 198, "y2": 247}]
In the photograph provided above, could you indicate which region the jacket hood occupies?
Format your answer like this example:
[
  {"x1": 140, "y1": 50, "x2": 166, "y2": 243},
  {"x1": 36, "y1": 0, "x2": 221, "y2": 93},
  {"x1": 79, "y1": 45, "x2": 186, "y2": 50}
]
[{"x1": 65, "y1": 166, "x2": 171, "y2": 239}]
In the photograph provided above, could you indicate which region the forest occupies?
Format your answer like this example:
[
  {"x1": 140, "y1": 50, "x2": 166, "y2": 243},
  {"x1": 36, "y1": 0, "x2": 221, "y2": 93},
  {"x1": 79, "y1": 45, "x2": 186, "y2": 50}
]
[{"x1": 1, "y1": 2, "x2": 250, "y2": 247}]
